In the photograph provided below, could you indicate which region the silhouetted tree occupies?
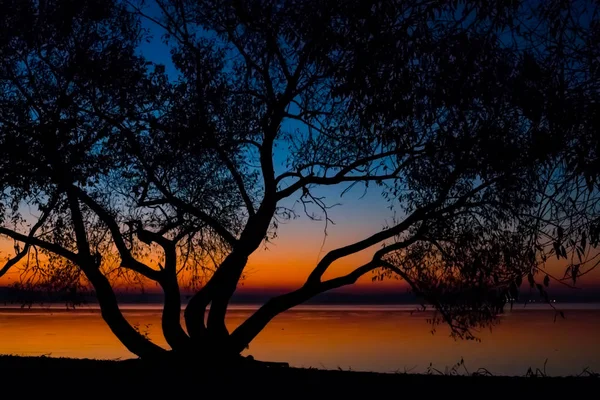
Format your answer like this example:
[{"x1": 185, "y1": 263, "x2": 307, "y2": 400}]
[
  {"x1": 0, "y1": 0, "x2": 240, "y2": 358},
  {"x1": 1, "y1": 0, "x2": 599, "y2": 362}
]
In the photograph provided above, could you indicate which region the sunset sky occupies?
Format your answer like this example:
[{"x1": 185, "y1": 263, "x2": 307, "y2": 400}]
[
  {"x1": 0, "y1": 185, "x2": 410, "y2": 291},
  {"x1": 2, "y1": 183, "x2": 599, "y2": 297},
  {"x1": 133, "y1": 13, "x2": 600, "y2": 293},
  {"x1": 1, "y1": 7, "x2": 599, "y2": 299},
  {"x1": 234, "y1": 187, "x2": 600, "y2": 294},
  {"x1": 0, "y1": 18, "x2": 413, "y2": 294}
]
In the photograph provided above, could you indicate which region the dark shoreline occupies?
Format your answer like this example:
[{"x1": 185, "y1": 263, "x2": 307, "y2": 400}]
[
  {"x1": 4, "y1": 285, "x2": 600, "y2": 306},
  {"x1": 1, "y1": 355, "x2": 597, "y2": 397}
]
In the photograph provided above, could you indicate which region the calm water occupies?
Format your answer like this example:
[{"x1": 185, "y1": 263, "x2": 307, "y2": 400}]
[{"x1": 1, "y1": 304, "x2": 599, "y2": 376}]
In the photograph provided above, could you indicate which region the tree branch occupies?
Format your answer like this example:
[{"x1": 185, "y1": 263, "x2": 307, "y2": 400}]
[
  {"x1": 86, "y1": 108, "x2": 239, "y2": 247},
  {"x1": 72, "y1": 186, "x2": 163, "y2": 281},
  {"x1": 0, "y1": 226, "x2": 79, "y2": 264},
  {"x1": 276, "y1": 150, "x2": 411, "y2": 199},
  {"x1": 306, "y1": 209, "x2": 425, "y2": 284},
  {"x1": 229, "y1": 260, "x2": 376, "y2": 353},
  {"x1": 229, "y1": 233, "x2": 423, "y2": 352},
  {"x1": 149, "y1": 178, "x2": 238, "y2": 247},
  {"x1": 136, "y1": 224, "x2": 175, "y2": 251},
  {"x1": 298, "y1": 175, "x2": 497, "y2": 285},
  {"x1": 67, "y1": 188, "x2": 166, "y2": 357},
  {"x1": 213, "y1": 145, "x2": 255, "y2": 216},
  {"x1": 0, "y1": 198, "x2": 58, "y2": 277}
]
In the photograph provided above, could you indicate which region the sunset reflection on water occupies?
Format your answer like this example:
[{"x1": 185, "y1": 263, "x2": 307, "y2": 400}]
[{"x1": 1, "y1": 304, "x2": 599, "y2": 376}]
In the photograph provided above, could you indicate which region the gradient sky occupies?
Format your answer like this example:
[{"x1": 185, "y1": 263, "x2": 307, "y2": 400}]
[
  {"x1": 3, "y1": 182, "x2": 598, "y2": 296},
  {"x1": 131, "y1": 18, "x2": 413, "y2": 292},
  {"x1": 0, "y1": 185, "x2": 409, "y2": 291},
  {"x1": 1, "y1": 8, "x2": 599, "y2": 297},
  {"x1": 133, "y1": 18, "x2": 600, "y2": 293}
]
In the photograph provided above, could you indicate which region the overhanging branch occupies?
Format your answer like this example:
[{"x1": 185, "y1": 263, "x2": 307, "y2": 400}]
[
  {"x1": 0, "y1": 226, "x2": 79, "y2": 264},
  {"x1": 213, "y1": 145, "x2": 255, "y2": 216},
  {"x1": 230, "y1": 233, "x2": 422, "y2": 352},
  {"x1": 72, "y1": 186, "x2": 163, "y2": 281},
  {"x1": 74, "y1": 98, "x2": 240, "y2": 249},
  {"x1": 306, "y1": 209, "x2": 425, "y2": 283},
  {"x1": 276, "y1": 150, "x2": 412, "y2": 200},
  {"x1": 0, "y1": 196, "x2": 58, "y2": 277},
  {"x1": 228, "y1": 259, "x2": 377, "y2": 353},
  {"x1": 148, "y1": 176, "x2": 238, "y2": 247}
]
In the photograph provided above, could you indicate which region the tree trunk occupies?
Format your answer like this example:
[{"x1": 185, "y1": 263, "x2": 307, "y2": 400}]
[
  {"x1": 205, "y1": 205, "x2": 276, "y2": 336},
  {"x1": 183, "y1": 282, "x2": 211, "y2": 339},
  {"x1": 184, "y1": 250, "x2": 249, "y2": 341},
  {"x1": 184, "y1": 201, "x2": 276, "y2": 348},
  {"x1": 230, "y1": 287, "x2": 311, "y2": 354},
  {"x1": 230, "y1": 265, "x2": 375, "y2": 354},
  {"x1": 66, "y1": 189, "x2": 166, "y2": 359},
  {"x1": 205, "y1": 251, "x2": 248, "y2": 335},
  {"x1": 160, "y1": 275, "x2": 190, "y2": 351},
  {"x1": 84, "y1": 266, "x2": 167, "y2": 359}
]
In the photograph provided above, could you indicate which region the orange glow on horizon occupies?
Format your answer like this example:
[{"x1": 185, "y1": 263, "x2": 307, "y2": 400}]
[{"x1": 2, "y1": 215, "x2": 600, "y2": 293}]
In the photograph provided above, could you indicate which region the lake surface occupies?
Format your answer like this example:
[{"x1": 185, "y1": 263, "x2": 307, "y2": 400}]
[{"x1": 1, "y1": 304, "x2": 599, "y2": 376}]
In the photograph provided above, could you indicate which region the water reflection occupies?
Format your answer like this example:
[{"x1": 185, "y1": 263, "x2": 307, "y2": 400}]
[{"x1": 0, "y1": 304, "x2": 598, "y2": 376}]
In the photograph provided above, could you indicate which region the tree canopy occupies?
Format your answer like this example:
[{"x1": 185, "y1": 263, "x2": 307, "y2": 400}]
[{"x1": 0, "y1": 0, "x2": 599, "y2": 361}]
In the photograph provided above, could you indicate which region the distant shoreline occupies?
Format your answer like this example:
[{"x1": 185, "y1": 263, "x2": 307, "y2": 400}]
[
  {"x1": 1, "y1": 302, "x2": 600, "y2": 312},
  {"x1": 3, "y1": 285, "x2": 600, "y2": 306}
]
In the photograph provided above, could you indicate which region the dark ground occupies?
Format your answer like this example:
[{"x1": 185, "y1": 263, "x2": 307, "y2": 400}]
[{"x1": 1, "y1": 355, "x2": 598, "y2": 398}]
